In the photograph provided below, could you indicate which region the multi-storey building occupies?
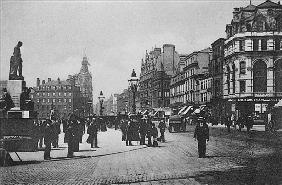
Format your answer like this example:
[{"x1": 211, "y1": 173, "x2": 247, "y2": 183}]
[
  {"x1": 210, "y1": 38, "x2": 226, "y2": 119},
  {"x1": 183, "y1": 48, "x2": 212, "y2": 105},
  {"x1": 31, "y1": 78, "x2": 83, "y2": 119},
  {"x1": 223, "y1": 0, "x2": 282, "y2": 122},
  {"x1": 68, "y1": 56, "x2": 93, "y2": 115},
  {"x1": 117, "y1": 89, "x2": 129, "y2": 115},
  {"x1": 138, "y1": 44, "x2": 180, "y2": 111}
]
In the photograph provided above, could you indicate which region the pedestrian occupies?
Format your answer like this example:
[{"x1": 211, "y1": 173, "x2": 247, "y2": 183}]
[
  {"x1": 87, "y1": 118, "x2": 99, "y2": 148},
  {"x1": 120, "y1": 119, "x2": 127, "y2": 141},
  {"x1": 236, "y1": 115, "x2": 245, "y2": 132},
  {"x1": 66, "y1": 114, "x2": 76, "y2": 158},
  {"x1": 194, "y1": 117, "x2": 209, "y2": 158},
  {"x1": 0, "y1": 88, "x2": 14, "y2": 116},
  {"x1": 246, "y1": 115, "x2": 253, "y2": 133},
  {"x1": 139, "y1": 118, "x2": 147, "y2": 145},
  {"x1": 152, "y1": 123, "x2": 158, "y2": 147},
  {"x1": 146, "y1": 118, "x2": 153, "y2": 147},
  {"x1": 126, "y1": 120, "x2": 133, "y2": 146},
  {"x1": 43, "y1": 119, "x2": 53, "y2": 160},
  {"x1": 52, "y1": 120, "x2": 60, "y2": 148},
  {"x1": 38, "y1": 120, "x2": 45, "y2": 148},
  {"x1": 158, "y1": 120, "x2": 166, "y2": 142},
  {"x1": 225, "y1": 115, "x2": 232, "y2": 133}
]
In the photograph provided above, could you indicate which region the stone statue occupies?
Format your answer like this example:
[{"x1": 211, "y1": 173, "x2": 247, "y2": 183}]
[{"x1": 9, "y1": 41, "x2": 24, "y2": 80}]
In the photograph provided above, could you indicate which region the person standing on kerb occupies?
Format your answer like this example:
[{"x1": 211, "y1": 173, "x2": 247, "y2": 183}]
[{"x1": 194, "y1": 117, "x2": 209, "y2": 158}]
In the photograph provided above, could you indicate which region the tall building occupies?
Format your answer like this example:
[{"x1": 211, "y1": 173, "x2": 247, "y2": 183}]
[
  {"x1": 210, "y1": 38, "x2": 226, "y2": 120},
  {"x1": 68, "y1": 56, "x2": 93, "y2": 116},
  {"x1": 31, "y1": 78, "x2": 83, "y2": 119},
  {"x1": 138, "y1": 44, "x2": 180, "y2": 111},
  {"x1": 222, "y1": 0, "x2": 282, "y2": 122}
]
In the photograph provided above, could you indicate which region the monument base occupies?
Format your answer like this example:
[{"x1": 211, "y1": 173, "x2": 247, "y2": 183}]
[{"x1": 7, "y1": 80, "x2": 26, "y2": 109}]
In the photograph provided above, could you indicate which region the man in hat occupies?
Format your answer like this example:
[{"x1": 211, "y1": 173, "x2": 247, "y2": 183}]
[
  {"x1": 43, "y1": 119, "x2": 53, "y2": 160},
  {"x1": 0, "y1": 88, "x2": 14, "y2": 115},
  {"x1": 194, "y1": 117, "x2": 209, "y2": 158}
]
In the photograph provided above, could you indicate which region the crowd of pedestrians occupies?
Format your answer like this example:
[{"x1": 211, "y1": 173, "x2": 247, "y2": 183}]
[{"x1": 119, "y1": 116, "x2": 166, "y2": 147}]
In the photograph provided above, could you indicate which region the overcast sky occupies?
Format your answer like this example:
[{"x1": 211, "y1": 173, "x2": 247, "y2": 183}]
[{"x1": 0, "y1": 0, "x2": 266, "y2": 103}]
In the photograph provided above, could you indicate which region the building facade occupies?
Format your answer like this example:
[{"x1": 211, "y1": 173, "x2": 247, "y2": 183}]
[
  {"x1": 210, "y1": 38, "x2": 226, "y2": 120},
  {"x1": 31, "y1": 78, "x2": 83, "y2": 119},
  {"x1": 0, "y1": 80, "x2": 8, "y2": 97},
  {"x1": 138, "y1": 44, "x2": 180, "y2": 111},
  {"x1": 222, "y1": 0, "x2": 282, "y2": 122}
]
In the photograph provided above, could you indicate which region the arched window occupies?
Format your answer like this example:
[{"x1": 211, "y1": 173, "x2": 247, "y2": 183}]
[
  {"x1": 275, "y1": 59, "x2": 282, "y2": 92},
  {"x1": 253, "y1": 60, "x2": 267, "y2": 92},
  {"x1": 240, "y1": 61, "x2": 246, "y2": 74}
]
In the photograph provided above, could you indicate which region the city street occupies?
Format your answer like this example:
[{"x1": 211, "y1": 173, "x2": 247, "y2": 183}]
[{"x1": 1, "y1": 126, "x2": 281, "y2": 185}]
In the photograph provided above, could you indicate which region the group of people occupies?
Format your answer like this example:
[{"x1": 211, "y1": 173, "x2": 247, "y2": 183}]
[
  {"x1": 224, "y1": 114, "x2": 254, "y2": 133},
  {"x1": 120, "y1": 116, "x2": 167, "y2": 147}
]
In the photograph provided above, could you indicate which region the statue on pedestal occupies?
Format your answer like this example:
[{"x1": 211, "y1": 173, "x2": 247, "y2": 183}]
[{"x1": 9, "y1": 41, "x2": 24, "y2": 80}]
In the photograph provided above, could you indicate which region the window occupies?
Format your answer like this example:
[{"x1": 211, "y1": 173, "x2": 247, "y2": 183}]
[
  {"x1": 253, "y1": 60, "x2": 267, "y2": 92},
  {"x1": 253, "y1": 39, "x2": 259, "y2": 51},
  {"x1": 52, "y1": 92, "x2": 56, "y2": 96},
  {"x1": 53, "y1": 99, "x2": 56, "y2": 103},
  {"x1": 58, "y1": 99, "x2": 61, "y2": 103},
  {"x1": 261, "y1": 39, "x2": 267, "y2": 51},
  {"x1": 47, "y1": 93, "x2": 50, "y2": 96},
  {"x1": 275, "y1": 38, "x2": 281, "y2": 50},
  {"x1": 43, "y1": 99, "x2": 45, "y2": 103},
  {"x1": 69, "y1": 99, "x2": 72, "y2": 103},
  {"x1": 69, "y1": 92, "x2": 72, "y2": 96},
  {"x1": 64, "y1": 92, "x2": 67, "y2": 96},
  {"x1": 239, "y1": 40, "x2": 245, "y2": 51},
  {"x1": 240, "y1": 61, "x2": 246, "y2": 74},
  {"x1": 42, "y1": 92, "x2": 45, "y2": 96},
  {"x1": 240, "y1": 81, "x2": 246, "y2": 92},
  {"x1": 58, "y1": 92, "x2": 61, "y2": 96},
  {"x1": 36, "y1": 93, "x2": 39, "y2": 96},
  {"x1": 37, "y1": 99, "x2": 40, "y2": 103},
  {"x1": 47, "y1": 99, "x2": 50, "y2": 103},
  {"x1": 64, "y1": 99, "x2": 67, "y2": 103}
]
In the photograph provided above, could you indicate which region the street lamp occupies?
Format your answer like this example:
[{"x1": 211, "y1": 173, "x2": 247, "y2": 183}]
[
  {"x1": 98, "y1": 91, "x2": 105, "y2": 116},
  {"x1": 128, "y1": 69, "x2": 139, "y2": 114}
]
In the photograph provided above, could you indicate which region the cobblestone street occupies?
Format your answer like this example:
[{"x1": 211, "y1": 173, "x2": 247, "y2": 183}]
[{"x1": 1, "y1": 126, "x2": 282, "y2": 185}]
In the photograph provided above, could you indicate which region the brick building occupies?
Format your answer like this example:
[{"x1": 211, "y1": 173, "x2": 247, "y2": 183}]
[{"x1": 31, "y1": 78, "x2": 83, "y2": 119}]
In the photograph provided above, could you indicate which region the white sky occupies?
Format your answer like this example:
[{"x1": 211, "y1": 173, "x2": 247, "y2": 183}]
[{"x1": 0, "y1": 0, "x2": 266, "y2": 103}]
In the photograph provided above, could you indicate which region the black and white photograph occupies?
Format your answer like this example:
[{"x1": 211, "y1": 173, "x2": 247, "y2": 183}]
[{"x1": 0, "y1": 0, "x2": 282, "y2": 184}]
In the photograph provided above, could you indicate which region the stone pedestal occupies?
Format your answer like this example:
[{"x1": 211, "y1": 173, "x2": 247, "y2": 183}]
[{"x1": 7, "y1": 80, "x2": 26, "y2": 110}]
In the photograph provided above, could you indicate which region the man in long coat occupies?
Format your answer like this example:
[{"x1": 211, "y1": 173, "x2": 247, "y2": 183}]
[{"x1": 194, "y1": 117, "x2": 209, "y2": 158}]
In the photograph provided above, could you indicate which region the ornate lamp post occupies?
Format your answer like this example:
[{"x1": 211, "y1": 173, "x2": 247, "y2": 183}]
[
  {"x1": 128, "y1": 69, "x2": 139, "y2": 114},
  {"x1": 98, "y1": 91, "x2": 105, "y2": 116}
]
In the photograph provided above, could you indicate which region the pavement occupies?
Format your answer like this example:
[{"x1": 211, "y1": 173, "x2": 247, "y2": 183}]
[{"x1": 0, "y1": 125, "x2": 281, "y2": 185}]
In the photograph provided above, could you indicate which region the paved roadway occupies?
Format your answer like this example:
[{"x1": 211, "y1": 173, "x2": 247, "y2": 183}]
[{"x1": 0, "y1": 126, "x2": 281, "y2": 185}]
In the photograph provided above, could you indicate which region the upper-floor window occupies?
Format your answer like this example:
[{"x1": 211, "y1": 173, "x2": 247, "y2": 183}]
[
  {"x1": 239, "y1": 40, "x2": 245, "y2": 51},
  {"x1": 47, "y1": 93, "x2": 50, "y2": 96},
  {"x1": 240, "y1": 61, "x2": 246, "y2": 74},
  {"x1": 261, "y1": 39, "x2": 267, "y2": 51},
  {"x1": 275, "y1": 38, "x2": 281, "y2": 51},
  {"x1": 36, "y1": 93, "x2": 39, "y2": 96},
  {"x1": 253, "y1": 39, "x2": 259, "y2": 51},
  {"x1": 52, "y1": 92, "x2": 56, "y2": 96},
  {"x1": 239, "y1": 81, "x2": 246, "y2": 92},
  {"x1": 69, "y1": 92, "x2": 72, "y2": 96},
  {"x1": 58, "y1": 92, "x2": 61, "y2": 96}
]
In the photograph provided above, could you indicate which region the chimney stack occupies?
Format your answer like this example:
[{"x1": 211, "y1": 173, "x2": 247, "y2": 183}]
[
  {"x1": 48, "y1": 78, "x2": 51, "y2": 82},
  {"x1": 36, "y1": 78, "x2": 40, "y2": 87},
  {"x1": 42, "y1": 80, "x2": 45, "y2": 85},
  {"x1": 57, "y1": 77, "x2": 61, "y2": 84}
]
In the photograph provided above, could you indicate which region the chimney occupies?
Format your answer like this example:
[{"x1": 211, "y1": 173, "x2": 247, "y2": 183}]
[
  {"x1": 36, "y1": 78, "x2": 40, "y2": 87},
  {"x1": 42, "y1": 80, "x2": 45, "y2": 85},
  {"x1": 57, "y1": 77, "x2": 60, "y2": 84},
  {"x1": 48, "y1": 78, "x2": 51, "y2": 82}
]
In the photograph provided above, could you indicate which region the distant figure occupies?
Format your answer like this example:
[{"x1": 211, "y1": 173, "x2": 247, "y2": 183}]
[
  {"x1": 9, "y1": 41, "x2": 24, "y2": 80},
  {"x1": 87, "y1": 119, "x2": 99, "y2": 148},
  {"x1": 0, "y1": 88, "x2": 14, "y2": 115},
  {"x1": 152, "y1": 123, "x2": 158, "y2": 147},
  {"x1": 194, "y1": 117, "x2": 209, "y2": 158},
  {"x1": 246, "y1": 115, "x2": 254, "y2": 133},
  {"x1": 44, "y1": 119, "x2": 53, "y2": 160},
  {"x1": 158, "y1": 120, "x2": 166, "y2": 142},
  {"x1": 20, "y1": 87, "x2": 34, "y2": 111}
]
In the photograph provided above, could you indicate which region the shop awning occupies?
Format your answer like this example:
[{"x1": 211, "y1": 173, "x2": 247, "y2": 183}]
[
  {"x1": 180, "y1": 106, "x2": 193, "y2": 116},
  {"x1": 178, "y1": 106, "x2": 187, "y2": 115}
]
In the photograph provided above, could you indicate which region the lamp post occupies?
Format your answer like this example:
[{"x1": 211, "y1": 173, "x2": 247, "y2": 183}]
[
  {"x1": 98, "y1": 91, "x2": 105, "y2": 116},
  {"x1": 128, "y1": 69, "x2": 139, "y2": 114}
]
